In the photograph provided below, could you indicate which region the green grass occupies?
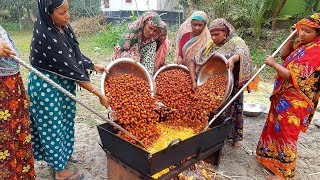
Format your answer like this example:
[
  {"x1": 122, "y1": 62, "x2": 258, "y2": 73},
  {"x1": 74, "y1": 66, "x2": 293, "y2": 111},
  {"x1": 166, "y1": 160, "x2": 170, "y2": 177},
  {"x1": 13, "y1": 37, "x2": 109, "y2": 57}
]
[
  {"x1": 7, "y1": 29, "x2": 115, "y2": 65},
  {"x1": 8, "y1": 30, "x2": 32, "y2": 60}
]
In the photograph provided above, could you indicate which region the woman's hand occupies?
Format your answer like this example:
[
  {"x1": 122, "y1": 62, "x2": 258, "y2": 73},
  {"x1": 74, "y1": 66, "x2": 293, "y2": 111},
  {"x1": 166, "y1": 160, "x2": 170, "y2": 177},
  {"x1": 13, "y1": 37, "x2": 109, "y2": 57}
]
[
  {"x1": 99, "y1": 95, "x2": 110, "y2": 108},
  {"x1": 264, "y1": 55, "x2": 277, "y2": 68},
  {"x1": 192, "y1": 82, "x2": 197, "y2": 92},
  {"x1": 290, "y1": 24, "x2": 298, "y2": 39},
  {"x1": 226, "y1": 58, "x2": 234, "y2": 70},
  {"x1": 0, "y1": 43, "x2": 16, "y2": 57},
  {"x1": 93, "y1": 64, "x2": 106, "y2": 74}
]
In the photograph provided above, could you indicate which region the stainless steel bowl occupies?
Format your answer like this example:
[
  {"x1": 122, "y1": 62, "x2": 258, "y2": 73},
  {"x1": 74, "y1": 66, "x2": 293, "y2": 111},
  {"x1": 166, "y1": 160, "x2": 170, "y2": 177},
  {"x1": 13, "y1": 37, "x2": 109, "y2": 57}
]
[
  {"x1": 197, "y1": 53, "x2": 234, "y2": 108},
  {"x1": 153, "y1": 64, "x2": 190, "y2": 81},
  {"x1": 243, "y1": 103, "x2": 266, "y2": 117},
  {"x1": 100, "y1": 58, "x2": 155, "y2": 96}
]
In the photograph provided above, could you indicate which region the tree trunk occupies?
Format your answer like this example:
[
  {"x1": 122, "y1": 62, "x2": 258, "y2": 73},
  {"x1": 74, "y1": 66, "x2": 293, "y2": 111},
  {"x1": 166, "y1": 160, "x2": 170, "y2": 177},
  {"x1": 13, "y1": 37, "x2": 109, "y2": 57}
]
[
  {"x1": 271, "y1": 0, "x2": 287, "y2": 31},
  {"x1": 19, "y1": 5, "x2": 23, "y2": 30}
]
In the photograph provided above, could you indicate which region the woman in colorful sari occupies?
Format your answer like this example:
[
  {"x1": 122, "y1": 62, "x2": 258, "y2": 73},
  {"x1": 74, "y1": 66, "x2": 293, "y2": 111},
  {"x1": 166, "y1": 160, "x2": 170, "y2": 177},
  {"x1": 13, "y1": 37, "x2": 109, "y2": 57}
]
[
  {"x1": 112, "y1": 12, "x2": 163, "y2": 74},
  {"x1": 153, "y1": 23, "x2": 170, "y2": 75},
  {"x1": 190, "y1": 18, "x2": 252, "y2": 148},
  {"x1": 174, "y1": 11, "x2": 211, "y2": 67},
  {"x1": 256, "y1": 13, "x2": 320, "y2": 180},
  {"x1": 0, "y1": 26, "x2": 35, "y2": 179},
  {"x1": 28, "y1": 0, "x2": 109, "y2": 179}
]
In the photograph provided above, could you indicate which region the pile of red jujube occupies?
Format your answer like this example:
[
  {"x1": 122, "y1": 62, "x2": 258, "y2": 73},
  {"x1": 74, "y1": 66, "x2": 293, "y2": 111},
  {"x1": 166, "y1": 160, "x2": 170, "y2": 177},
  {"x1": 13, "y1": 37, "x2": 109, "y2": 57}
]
[
  {"x1": 155, "y1": 69, "x2": 227, "y2": 132},
  {"x1": 105, "y1": 74, "x2": 160, "y2": 147},
  {"x1": 104, "y1": 70, "x2": 228, "y2": 146}
]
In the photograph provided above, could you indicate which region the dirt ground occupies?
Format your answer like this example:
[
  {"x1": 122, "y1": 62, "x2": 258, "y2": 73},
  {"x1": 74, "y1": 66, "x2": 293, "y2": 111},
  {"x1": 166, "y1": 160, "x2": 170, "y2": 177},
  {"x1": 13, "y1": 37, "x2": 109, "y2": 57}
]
[{"x1": 29, "y1": 71, "x2": 320, "y2": 180}]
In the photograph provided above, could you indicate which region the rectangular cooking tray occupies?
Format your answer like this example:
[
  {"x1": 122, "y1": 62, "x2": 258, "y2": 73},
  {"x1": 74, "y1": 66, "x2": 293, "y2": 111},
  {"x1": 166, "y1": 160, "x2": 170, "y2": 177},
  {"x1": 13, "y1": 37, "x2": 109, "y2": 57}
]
[{"x1": 97, "y1": 116, "x2": 232, "y2": 176}]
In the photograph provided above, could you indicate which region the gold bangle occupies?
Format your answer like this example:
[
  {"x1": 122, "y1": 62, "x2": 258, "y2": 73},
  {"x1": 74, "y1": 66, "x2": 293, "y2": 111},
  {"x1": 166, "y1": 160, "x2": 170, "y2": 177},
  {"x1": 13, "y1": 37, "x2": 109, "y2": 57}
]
[
  {"x1": 275, "y1": 64, "x2": 279, "y2": 71},
  {"x1": 91, "y1": 87, "x2": 95, "y2": 93}
]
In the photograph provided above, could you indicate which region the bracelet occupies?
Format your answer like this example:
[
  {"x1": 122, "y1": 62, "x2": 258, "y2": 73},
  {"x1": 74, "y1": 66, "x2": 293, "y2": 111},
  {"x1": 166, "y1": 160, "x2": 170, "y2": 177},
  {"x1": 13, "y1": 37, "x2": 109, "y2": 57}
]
[
  {"x1": 275, "y1": 64, "x2": 280, "y2": 71},
  {"x1": 91, "y1": 87, "x2": 95, "y2": 93}
]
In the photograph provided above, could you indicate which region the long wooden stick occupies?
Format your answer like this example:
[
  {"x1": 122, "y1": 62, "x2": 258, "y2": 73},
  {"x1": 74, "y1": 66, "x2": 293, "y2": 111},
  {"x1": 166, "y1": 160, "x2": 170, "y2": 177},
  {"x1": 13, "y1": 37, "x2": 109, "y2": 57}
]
[
  {"x1": 204, "y1": 29, "x2": 298, "y2": 131},
  {"x1": 13, "y1": 56, "x2": 144, "y2": 146}
]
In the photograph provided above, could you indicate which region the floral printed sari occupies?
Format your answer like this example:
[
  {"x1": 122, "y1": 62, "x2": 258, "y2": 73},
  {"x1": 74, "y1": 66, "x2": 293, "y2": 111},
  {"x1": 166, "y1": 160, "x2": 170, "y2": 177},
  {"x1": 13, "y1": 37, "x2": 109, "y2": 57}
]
[
  {"x1": 0, "y1": 26, "x2": 35, "y2": 179},
  {"x1": 256, "y1": 14, "x2": 320, "y2": 179}
]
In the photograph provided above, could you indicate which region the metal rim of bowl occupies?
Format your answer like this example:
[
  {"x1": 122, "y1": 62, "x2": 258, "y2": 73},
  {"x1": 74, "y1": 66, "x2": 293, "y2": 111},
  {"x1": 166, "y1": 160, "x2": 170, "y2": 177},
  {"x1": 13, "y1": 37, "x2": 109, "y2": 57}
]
[
  {"x1": 153, "y1": 64, "x2": 190, "y2": 81},
  {"x1": 100, "y1": 57, "x2": 156, "y2": 96},
  {"x1": 197, "y1": 53, "x2": 234, "y2": 109}
]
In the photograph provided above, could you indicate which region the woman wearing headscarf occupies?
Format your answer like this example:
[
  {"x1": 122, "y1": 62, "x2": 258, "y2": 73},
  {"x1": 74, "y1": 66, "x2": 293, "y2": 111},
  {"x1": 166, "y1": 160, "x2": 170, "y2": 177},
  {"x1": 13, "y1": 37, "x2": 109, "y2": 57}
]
[
  {"x1": 174, "y1": 11, "x2": 211, "y2": 67},
  {"x1": 0, "y1": 26, "x2": 35, "y2": 179},
  {"x1": 112, "y1": 12, "x2": 163, "y2": 74},
  {"x1": 28, "y1": 0, "x2": 109, "y2": 179},
  {"x1": 153, "y1": 22, "x2": 170, "y2": 75},
  {"x1": 190, "y1": 18, "x2": 252, "y2": 148},
  {"x1": 256, "y1": 13, "x2": 320, "y2": 180}
]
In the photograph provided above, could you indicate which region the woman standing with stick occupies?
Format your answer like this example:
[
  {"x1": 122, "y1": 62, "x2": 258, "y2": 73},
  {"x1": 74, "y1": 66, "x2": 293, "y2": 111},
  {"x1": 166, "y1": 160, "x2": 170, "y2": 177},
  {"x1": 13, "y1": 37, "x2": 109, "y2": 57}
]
[
  {"x1": 256, "y1": 13, "x2": 320, "y2": 179},
  {"x1": 28, "y1": 0, "x2": 109, "y2": 179}
]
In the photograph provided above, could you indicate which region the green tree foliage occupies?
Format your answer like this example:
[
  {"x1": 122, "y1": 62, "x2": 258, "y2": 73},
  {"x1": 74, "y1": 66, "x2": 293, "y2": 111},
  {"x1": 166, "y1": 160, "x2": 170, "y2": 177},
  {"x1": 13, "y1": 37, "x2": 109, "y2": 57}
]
[
  {"x1": 178, "y1": 0, "x2": 277, "y2": 39},
  {"x1": 299, "y1": 0, "x2": 320, "y2": 18},
  {"x1": 0, "y1": 0, "x2": 102, "y2": 29},
  {"x1": 68, "y1": 0, "x2": 102, "y2": 18},
  {"x1": 0, "y1": 0, "x2": 36, "y2": 23}
]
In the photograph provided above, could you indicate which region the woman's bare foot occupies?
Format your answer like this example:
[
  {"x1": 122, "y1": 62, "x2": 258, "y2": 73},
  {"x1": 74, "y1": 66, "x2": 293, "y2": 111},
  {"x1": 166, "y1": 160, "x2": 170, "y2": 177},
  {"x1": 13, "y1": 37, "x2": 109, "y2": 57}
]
[
  {"x1": 69, "y1": 156, "x2": 83, "y2": 164},
  {"x1": 233, "y1": 141, "x2": 243, "y2": 149},
  {"x1": 266, "y1": 175, "x2": 280, "y2": 180},
  {"x1": 55, "y1": 169, "x2": 84, "y2": 180}
]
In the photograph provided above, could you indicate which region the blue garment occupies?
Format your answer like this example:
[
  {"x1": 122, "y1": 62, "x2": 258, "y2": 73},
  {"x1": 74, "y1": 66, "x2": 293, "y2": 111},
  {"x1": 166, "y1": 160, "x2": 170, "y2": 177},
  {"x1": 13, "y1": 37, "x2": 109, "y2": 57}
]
[
  {"x1": 28, "y1": 70, "x2": 76, "y2": 171},
  {"x1": 0, "y1": 26, "x2": 20, "y2": 76}
]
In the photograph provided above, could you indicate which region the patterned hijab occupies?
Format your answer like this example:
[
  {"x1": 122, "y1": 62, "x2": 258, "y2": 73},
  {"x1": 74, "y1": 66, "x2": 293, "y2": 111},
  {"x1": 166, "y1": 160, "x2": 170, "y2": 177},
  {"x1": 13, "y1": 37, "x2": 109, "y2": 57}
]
[
  {"x1": 0, "y1": 26, "x2": 20, "y2": 76},
  {"x1": 283, "y1": 12, "x2": 320, "y2": 78},
  {"x1": 194, "y1": 18, "x2": 252, "y2": 86},
  {"x1": 175, "y1": 11, "x2": 211, "y2": 65},
  {"x1": 296, "y1": 13, "x2": 320, "y2": 32},
  {"x1": 30, "y1": 0, "x2": 93, "y2": 82},
  {"x1": 118, "y1": 12, "x2": 162, "y2": 50},
  {"x1": 209, "y1": 18, "x2": 235, "y2": 37},
  {"x1": 112, "y1": 12, "x2": 162, "y2": 61}
]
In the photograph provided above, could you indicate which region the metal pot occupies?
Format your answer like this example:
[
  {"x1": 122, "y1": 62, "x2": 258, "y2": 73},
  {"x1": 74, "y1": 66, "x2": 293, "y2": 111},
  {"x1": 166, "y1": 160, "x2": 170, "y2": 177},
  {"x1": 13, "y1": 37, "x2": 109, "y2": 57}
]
[
  {"x1": 100, "y1": 58, "x2": 156, "y2": 96},
  {"x1": 243, "y1": 103, "x2": 266, "y2": 117},
  {"x1": 197, "y1": 53, "x2": 234, "y2": 109},
  {"x1": 153, "y1": 64, "x2": 190, "y2": 81}
]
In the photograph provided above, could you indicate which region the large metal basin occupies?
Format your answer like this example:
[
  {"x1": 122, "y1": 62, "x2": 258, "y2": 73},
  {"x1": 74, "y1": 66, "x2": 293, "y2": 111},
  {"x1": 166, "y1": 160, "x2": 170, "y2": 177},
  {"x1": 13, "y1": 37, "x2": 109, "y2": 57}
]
[
  {"x1": 153, "y1": 64, "x2": 189, "y2": 81},
  {"x1": 100, "y1": 58, "x2": 156, "y2": 96},
  {"x1": 243, "y1": 103, "x2": 266, "y2": 117},
  {"x1": 197, "y1": 53, "x2": 234, "y2": 108}
]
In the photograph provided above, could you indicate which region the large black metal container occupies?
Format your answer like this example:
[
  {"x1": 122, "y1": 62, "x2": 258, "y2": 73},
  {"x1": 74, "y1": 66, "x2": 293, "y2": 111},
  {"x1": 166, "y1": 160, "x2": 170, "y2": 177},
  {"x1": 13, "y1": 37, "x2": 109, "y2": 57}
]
[{"x1": 97, "y1": 116, "x2": 233, "y2": 176}]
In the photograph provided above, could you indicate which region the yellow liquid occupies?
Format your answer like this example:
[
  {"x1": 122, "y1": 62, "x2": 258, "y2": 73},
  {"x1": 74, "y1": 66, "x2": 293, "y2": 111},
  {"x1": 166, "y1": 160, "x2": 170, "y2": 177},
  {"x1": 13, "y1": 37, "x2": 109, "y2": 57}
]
[
  {"x1": 147, "y1": 123, "x2": 195, "y2": 154},
  {"x1": 148, "y1": 123, "x2": 196, "y2": 179}
]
